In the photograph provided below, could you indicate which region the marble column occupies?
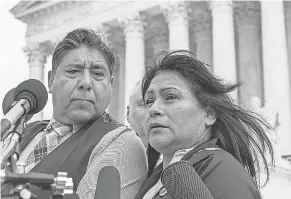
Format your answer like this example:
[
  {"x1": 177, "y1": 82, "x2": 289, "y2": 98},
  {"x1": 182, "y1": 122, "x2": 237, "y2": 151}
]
[
  {"x1": 24, "y1": 43, "x2": 49, "y2": 121},
  {"x1": 107, "y1": 48, "x2": 126, "y2": 124},
  {"x1": 102, "y1": 24, "x2": 127, "y2": 124},
  {"x1": 261, "y1": 0, "x2": 291, "y2": 155},
  {"x1": 162, "y1": 1, "x2": 190, "y2": 50},
  {"x1": 209, "y1": 1, "x2": 238, "y2": 100},
  {"x1": 285, "y1": 2, "x2": 291, "y2": 102},
  {"x1": 121, "y1": 13, "x2": 145, "y2": 124},
  {"x1": 117, "y1": 51, "x2": 126, "y2": 124},
  {"x1": 191, "y1": 3, "x2": 213, "y2": 72},
  {"x1": 235, "y1": 1, "x2": 263, "y2": 107},
  {"x1": 25, "y1": 44, "x2": 47, "y2": 83}
]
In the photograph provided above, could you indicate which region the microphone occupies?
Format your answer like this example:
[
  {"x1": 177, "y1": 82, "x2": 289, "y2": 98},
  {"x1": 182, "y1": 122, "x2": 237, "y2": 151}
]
[
  {"x1": 1, "y1": 79, "x2": 48, "y2": 138},
  {"x1": 2, "y1": 88, "x2": 16, "y2": 114},
  {"x1": 2, "y1": 88, "x2": 33, "y2": 122},
  {"x1": 161, "y1": 161, "x2": 214, "y2": 199},
  {"x1": 94, "y1": 166, "x2": 121, "y2": 199}
]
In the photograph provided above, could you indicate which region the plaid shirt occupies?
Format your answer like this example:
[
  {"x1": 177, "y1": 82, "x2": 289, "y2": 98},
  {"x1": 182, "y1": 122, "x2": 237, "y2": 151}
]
[{"x1": 24, "y1": 121, "x2": 74, "y2": 172}]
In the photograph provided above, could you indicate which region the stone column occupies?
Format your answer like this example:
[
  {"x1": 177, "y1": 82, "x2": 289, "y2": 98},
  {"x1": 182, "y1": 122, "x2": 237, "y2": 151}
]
[
  {"x1": 102, "y1": 24, "x2": 127, "y2": 124},
  {"x1": 191, "y1": 2, "x2": 213, "y2": 72},
  {"x1": 24, "y1": 43, "x2": 49, "y2": 121},
  {"x1": 117, "y1": 51, "x2": 126, "y2": 124},
  {"x1": 285, "y1": 2, "x2": 291, "y2": 101},
  {"x1": 209, "y1": 1, "x2": 238, "y2": 100},
  {"x1": 25, "y1": 43, "x2": 48, "y2": 83},
  {"x1": 121, "y1": 13, "x2": 145, "y2": 124},
  {"x1": 106, "y1": 48, "x2": 126, "y2": 124},
  {"x1": 234, "y1": 1, "x2": 263, "y2": 107},
  {"x1": 162, "y1": 1, "x2": 190, "y2": 50},
  {"x1": 261, "y1": 0, "x2": 291, "y2": 155}
]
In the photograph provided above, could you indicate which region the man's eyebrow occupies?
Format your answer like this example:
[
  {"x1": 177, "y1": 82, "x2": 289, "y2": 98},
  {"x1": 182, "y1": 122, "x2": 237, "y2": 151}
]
[
  {"x1": 91, "y1": 63, "x2": 106, "y2": 70},
  {"x1": 66, "y1": 64, "x2": 83, "y2": 69}
]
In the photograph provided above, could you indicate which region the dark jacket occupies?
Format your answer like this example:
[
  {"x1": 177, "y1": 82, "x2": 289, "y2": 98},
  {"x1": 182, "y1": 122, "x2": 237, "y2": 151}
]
[
  {"x1": 3, "y1": 113, "x2": 122, "y2": 199},
  {"x1": 135, "y1": 139, "x2": 261, "y2": 199}
]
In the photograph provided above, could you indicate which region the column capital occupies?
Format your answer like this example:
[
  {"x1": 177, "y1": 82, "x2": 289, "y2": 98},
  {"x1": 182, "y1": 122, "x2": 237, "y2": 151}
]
[
  {"x1": 208, "y1": 0, "x2": 233, "y2": 12},
  {"x1": 161, "y1": 1, "x2": 190, "y2": 23},
  {"x1": 234, "y1": 1, "x2": 260, "y2": 27},
  {"x1": 119, "y1": 13, "x2": 145, "y2": 36},
  {"x1": 24, "y1": 43, "x2": 50, "y2": 65}
]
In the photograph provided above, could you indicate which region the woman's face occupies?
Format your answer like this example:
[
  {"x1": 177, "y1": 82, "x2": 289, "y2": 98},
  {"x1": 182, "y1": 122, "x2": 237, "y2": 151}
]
[{"x1": 143, "y1": 71, "x2": 215, "y2": 155}]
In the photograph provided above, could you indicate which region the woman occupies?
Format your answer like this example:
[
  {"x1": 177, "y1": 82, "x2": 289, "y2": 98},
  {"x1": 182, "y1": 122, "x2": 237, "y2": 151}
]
[{"x1": 135, "y1": 50, "x2": 274, "y2": 199}]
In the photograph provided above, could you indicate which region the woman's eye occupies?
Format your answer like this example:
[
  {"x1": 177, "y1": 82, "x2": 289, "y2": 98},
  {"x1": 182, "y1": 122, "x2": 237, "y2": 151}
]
[{"x1": 166, "y1": 94, "x2": 177, "y2": 101}]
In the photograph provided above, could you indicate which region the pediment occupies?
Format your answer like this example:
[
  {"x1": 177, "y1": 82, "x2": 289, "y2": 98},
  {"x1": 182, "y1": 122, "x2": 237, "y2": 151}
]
[
  {"x1": 10, "y1": 1, "x2": 47, "y2": 15},
  {"x1": 10, "y1": 0, "x2": 55, "y2": 20}
]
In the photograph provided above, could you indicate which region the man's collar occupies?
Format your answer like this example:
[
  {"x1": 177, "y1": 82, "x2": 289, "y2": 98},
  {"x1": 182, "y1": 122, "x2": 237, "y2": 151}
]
[{"x1": 45, "y1": 117, "x2": 84, "y2": 133}]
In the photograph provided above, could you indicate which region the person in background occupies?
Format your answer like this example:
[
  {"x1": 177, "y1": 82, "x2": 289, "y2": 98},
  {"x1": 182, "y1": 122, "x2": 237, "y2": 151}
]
[
  {"x1": 16, "y1": 28, "x2": 147, "y2": 199},
  {"x1": 127, "y1": 80, "x2": 148, "y2": 148},
  {"x1": 135, "y1": 50, "x2": 274, "y2": 199}
]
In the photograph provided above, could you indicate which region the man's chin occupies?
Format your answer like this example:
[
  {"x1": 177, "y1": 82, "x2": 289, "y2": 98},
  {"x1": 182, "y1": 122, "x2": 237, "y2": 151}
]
[{"x1": 69, "y1": 110, "x2": 94, "y2": 123}]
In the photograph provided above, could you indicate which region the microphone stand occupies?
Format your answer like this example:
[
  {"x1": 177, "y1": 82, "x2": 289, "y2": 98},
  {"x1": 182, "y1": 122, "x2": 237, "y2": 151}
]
[{"x1": 1, "y1": 116, "x2": 73, "y2": 199}]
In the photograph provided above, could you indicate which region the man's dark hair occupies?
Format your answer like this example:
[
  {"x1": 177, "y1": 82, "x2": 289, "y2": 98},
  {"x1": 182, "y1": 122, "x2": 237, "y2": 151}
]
[
  {"x1": 51, "y1": 28, "x2": 115, "y2": 83},
  {"x1": 144, "y1": 50, "x2": 274, "y2": 188}
]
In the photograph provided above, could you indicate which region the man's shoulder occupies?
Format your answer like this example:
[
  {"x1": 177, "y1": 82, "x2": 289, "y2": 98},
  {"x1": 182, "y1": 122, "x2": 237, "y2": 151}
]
[
  {"x1": 20, "y1": 120, "x2": 50, "y2": 152},
  {"x1": 89, "y1": 127, "x2": 145, "y2": 160}
]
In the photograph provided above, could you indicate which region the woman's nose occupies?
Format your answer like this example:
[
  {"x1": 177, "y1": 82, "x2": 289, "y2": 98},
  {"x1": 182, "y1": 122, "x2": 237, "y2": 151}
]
[{"x1": 148, "y1": 101, "x2": 165, "y2": 117}]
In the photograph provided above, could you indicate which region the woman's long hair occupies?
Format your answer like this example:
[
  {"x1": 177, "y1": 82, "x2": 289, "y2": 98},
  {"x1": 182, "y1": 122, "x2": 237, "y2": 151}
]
[{"x1": 143, "y1": 50, "x2": 274, "y2": 187}]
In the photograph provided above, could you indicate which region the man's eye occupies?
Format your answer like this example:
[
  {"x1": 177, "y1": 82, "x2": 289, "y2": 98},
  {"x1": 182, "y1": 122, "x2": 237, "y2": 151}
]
[
  {"x1": 67, "y1": 70, "x2": 79, "y2": 74},
  {"x1": 145, "y1": 98, "x2": 154, "y2": 106},
  {"x1": 92, "y1": 71, "x2": 104, "y2": 77}
]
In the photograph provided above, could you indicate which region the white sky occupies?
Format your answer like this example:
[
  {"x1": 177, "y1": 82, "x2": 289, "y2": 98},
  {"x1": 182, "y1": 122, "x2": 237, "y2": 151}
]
[
  {"x1": 0, "y1": 0, "x2": 53, "y2": 119},
  {"x1": 0, "y1": 0, "x2": 28, "y2": 117}
]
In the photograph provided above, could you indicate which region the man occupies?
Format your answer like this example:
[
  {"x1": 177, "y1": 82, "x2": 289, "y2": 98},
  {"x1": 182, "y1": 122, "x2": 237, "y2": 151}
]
[
  {"x1": 16, "y1": 28, "x2": 147, "y2": 199},
  {"x1": 127, "y1": 80, "x2": 148, "y2": 148}
]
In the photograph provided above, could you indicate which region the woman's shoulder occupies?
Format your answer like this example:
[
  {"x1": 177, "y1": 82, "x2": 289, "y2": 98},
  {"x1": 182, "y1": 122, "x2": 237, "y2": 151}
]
[
  {"x1": 197, "y1": 148, "x2": 252, "y2": 179},
  {"x1": 197, "y1": 149, "x2": 260, "y2": 199}
]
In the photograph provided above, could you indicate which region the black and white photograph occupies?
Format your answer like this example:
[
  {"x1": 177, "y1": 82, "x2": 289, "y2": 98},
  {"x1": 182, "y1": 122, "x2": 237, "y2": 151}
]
[{"x1": 1, "y1": 0, "x2": 291, "y2": 198}]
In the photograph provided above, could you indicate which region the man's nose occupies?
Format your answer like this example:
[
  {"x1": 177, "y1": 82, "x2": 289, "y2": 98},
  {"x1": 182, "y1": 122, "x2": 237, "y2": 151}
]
[{"x1": 78, "y1": 70, "x2": 92, "y2": 91}]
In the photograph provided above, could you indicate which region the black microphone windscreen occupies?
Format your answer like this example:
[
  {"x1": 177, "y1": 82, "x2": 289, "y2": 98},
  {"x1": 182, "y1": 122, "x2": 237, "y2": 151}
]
[
  {"x1": 161, "y1": 161, "x2": 214, "y2": 199},
  {"x1": 14, "y1": 79, "x2": 48, "y2": 114},
  {"x1": 95, "y1": 166, "x2": 121, "y2": 199},
  {"x1": 2, "y1": 88, "x2": 15, "y2": 114},
  {"x1": 2, "y1": 88, "x2": 34, "y2": 121}
]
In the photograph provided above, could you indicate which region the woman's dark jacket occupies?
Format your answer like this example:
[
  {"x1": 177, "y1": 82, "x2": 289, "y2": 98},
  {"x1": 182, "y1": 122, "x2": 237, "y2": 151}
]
[{"x1": 135, "y1": 139, "x2": 261, "y2": 199}]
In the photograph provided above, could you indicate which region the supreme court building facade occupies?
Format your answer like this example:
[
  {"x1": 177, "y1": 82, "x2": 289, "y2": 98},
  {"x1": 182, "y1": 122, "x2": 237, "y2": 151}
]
[{"x1": 10, "y1": 1, "x2": 291, "y2": 196}]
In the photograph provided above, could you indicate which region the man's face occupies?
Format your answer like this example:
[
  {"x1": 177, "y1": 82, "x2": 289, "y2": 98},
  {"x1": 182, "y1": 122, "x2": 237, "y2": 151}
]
[
  {"x1": 49, "y1": 45, "x2": 113, "y2": 125},
  {"x1": 128, "y1": 83, "x2": 148, "y2": 145}
]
